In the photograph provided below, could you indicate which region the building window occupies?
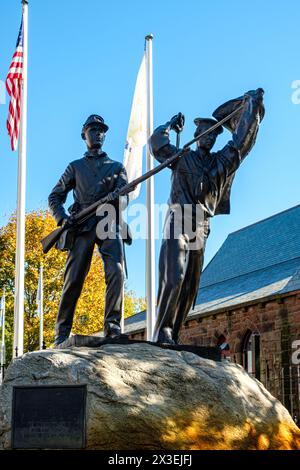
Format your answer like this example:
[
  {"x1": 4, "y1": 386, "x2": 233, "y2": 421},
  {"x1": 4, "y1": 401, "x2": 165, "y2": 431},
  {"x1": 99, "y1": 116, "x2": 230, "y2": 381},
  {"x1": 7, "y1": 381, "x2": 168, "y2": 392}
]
[{"x1": 242, "y1": 330, "x2": 261, "y2": 380}]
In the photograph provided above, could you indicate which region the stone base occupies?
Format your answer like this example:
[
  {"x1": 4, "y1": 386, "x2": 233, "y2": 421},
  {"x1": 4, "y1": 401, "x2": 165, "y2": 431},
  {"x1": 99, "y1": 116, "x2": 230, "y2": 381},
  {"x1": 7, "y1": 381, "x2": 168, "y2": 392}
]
[
  {"x1": 56, "y1": 334, "x2": 221, "y2": 361},
  {"x1": 1, "y1": 342, "x2": 300, "y2": 450}
]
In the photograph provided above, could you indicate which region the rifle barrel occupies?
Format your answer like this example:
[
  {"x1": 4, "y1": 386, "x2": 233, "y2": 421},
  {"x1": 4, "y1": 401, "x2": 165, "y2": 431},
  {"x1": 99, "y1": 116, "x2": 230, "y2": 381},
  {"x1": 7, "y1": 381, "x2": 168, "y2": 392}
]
[{"x1": 41, "y1": 103, "x2": 244, "y2": 253}]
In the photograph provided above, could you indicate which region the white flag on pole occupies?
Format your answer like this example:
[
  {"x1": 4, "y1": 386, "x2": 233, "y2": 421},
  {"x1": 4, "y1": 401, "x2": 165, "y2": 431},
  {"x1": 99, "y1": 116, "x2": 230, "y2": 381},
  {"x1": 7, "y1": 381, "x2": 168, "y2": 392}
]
[{"x1": 123, "y1": 54, "x2": 147, "y2": 201}]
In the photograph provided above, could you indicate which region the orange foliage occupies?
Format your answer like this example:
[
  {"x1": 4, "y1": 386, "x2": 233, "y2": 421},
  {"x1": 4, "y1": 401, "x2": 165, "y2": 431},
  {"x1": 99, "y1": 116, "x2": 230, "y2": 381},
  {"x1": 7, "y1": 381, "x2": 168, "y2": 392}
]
[{"x1": 0, "y1": 210, "x2": 145, "y2": 359}]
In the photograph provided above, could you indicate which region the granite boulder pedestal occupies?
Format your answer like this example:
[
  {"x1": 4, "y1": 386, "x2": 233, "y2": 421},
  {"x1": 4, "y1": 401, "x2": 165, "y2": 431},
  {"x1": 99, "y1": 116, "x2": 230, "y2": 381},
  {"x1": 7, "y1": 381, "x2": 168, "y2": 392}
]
[{"x1": 0, "y1": 339, "x2": 299, "y2": 450}]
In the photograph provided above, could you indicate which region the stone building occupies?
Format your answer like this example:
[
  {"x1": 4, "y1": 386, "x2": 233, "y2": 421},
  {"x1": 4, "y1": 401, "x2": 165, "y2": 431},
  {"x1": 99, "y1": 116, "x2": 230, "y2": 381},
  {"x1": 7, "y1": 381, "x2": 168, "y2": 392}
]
[{"x1": 125, "y1": 205, "x2": 300, "y2": 420}]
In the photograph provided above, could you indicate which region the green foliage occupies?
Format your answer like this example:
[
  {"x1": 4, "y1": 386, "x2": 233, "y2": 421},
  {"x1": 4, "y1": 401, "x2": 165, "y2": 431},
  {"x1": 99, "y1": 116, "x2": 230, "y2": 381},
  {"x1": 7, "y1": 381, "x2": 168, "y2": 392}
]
[{"x1": 0, "y1": 210, "x2": 145, "y2": 361}]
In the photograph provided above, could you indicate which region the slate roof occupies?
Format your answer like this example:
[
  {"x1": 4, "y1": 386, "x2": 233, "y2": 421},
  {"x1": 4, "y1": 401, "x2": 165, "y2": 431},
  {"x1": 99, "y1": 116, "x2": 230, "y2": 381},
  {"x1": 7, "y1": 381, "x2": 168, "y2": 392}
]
[
  {"x1": 124, "y1": 205, "x2": 300, "y2": 334},
  {"x1": 192, "y1": 204, "x2": 300, "y2": 316},
  {"x1": 125, "y1": 309, "x2": 146, "y2": 334},
  {"x1": 200, "y1": 205, "x2": 300, "y2": 288}
]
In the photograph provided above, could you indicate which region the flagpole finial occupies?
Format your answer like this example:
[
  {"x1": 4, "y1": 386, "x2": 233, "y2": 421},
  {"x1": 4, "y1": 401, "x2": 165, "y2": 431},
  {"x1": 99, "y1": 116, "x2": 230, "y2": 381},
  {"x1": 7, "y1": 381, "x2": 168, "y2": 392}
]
[{"x1": 145, "y1": 34, "x2": 153, "y2": 41}]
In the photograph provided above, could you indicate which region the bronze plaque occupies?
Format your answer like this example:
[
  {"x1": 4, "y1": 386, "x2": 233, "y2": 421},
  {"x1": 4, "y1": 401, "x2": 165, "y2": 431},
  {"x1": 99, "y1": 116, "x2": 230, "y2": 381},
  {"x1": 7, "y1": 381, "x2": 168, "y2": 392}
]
[{"x1": 12, "y1": 385, "x2": 86, "y2": 449}]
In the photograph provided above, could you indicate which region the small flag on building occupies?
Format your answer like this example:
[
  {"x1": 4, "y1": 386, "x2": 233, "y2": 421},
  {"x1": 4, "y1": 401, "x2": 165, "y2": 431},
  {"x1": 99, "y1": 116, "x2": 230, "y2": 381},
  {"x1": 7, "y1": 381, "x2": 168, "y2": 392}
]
[
  {"x1": 123, "y1": 54, "x2": 147, "y2": 201},
  {"x1": 6, "y1": 17, "x2": 24, "y2": 151}
]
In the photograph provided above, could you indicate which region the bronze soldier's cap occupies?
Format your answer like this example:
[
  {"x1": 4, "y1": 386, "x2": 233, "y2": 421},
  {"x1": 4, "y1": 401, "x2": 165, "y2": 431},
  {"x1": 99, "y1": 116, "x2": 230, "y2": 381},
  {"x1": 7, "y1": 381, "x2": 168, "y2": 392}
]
[
  {"x1": 81, "y1": 114, "x2": 109, "y2": 138},
  {"x1": 194, "y1": 117, "x2": 223, "y2": 137}
]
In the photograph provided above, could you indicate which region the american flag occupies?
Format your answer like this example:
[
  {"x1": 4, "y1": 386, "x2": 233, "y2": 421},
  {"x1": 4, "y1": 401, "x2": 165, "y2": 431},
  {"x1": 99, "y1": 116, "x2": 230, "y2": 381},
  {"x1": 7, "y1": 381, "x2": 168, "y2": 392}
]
[{"x1": 6, "y1": 17, "x2": 24, "y2": 151}]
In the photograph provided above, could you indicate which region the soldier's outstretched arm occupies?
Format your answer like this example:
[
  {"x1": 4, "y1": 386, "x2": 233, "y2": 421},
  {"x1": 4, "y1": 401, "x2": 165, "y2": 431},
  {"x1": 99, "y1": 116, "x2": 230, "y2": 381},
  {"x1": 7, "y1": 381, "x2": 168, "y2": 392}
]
[
  {"x1": 232, "y1": 89, "x2": 264, "y2": 160},
  {"x1": 48, "y1": 164, "x2": 75, "y2": 226},
  {"x1": 201, "y1": 90, "x2": 264, "y2": 215},
  {"x1": 209, "y1": 90, "x2": 264, "y2": 185}
]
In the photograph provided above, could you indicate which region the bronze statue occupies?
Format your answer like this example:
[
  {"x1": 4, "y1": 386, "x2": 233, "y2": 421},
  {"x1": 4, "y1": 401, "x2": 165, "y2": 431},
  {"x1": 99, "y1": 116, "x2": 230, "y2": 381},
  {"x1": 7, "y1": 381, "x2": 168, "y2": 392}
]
[
  {"x1": 150, "y1": 89, "x2": 265, "y2": 344},
  {"x1": 48, "y1": 115, "x2": 129, "y2": 346}
]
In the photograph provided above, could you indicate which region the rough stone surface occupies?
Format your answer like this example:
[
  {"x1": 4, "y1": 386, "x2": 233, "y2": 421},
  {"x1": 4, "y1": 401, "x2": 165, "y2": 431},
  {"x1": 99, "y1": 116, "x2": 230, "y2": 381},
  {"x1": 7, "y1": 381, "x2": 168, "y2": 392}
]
[{"x1": 0, "y1": 343, "x2": 300, "y2": 450}]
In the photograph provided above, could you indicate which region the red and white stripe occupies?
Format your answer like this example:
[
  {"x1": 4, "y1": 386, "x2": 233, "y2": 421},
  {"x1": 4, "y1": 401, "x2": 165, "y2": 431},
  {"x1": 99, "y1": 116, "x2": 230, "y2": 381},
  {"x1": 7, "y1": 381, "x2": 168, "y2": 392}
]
[{"x1": 6, "y1": 43, "x2": 24, "y2": 151}]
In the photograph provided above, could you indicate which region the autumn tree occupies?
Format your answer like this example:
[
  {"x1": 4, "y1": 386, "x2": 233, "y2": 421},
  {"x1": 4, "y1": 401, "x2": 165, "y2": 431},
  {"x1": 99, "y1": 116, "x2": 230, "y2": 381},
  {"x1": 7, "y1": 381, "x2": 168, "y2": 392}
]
[{"x1": 0, "y1": 210, "x2": 145, "y2": 361}]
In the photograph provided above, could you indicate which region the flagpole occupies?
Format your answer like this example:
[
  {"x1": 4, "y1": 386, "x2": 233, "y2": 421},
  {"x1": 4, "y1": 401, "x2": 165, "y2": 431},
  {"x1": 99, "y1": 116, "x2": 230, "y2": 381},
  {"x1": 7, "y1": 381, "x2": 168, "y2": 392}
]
[
  {"x1": 145, "y1": 34, "x2": 156, "y2": 341},
  {"x1": 13, "y1": 0, "x2": 28, "y2": 358},
  {"x1": 39, "y1": 264, "x2": 44, "y2": 350},
  {"x1": 120, "y1": 266, "x2": 125, "y2": 334},
  {"x1": 0, "y1": 289, "x2": 5, "y2": 384}
]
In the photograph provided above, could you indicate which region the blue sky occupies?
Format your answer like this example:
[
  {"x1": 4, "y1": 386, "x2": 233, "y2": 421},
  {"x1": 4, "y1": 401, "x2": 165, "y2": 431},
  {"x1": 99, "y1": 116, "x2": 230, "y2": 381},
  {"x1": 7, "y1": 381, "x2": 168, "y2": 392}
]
[{"x1": 0, "y1": 0, "x2": 299, "y2": 297}]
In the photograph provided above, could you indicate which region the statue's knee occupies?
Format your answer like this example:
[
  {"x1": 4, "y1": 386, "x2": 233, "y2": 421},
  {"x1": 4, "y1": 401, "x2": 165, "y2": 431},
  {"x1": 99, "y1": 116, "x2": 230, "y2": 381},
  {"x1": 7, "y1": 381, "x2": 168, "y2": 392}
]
[{"x1": 165, "y1": 272, "x2": 184, "y2": 291}]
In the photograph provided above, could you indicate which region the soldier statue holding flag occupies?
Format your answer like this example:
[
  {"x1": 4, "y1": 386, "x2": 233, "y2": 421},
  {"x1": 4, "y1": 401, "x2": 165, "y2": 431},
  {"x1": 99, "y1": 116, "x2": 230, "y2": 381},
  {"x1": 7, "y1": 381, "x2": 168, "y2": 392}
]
[{"x1": 150, "y1": 88, "x2": 265, "y2": 344}]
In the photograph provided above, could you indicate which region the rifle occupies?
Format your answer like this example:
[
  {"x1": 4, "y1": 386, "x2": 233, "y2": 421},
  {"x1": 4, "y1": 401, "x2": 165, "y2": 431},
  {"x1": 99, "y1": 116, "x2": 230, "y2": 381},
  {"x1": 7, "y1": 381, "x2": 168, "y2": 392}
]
[{"x1": 41, "y1": 103, "x2": 244, "y2": 254}]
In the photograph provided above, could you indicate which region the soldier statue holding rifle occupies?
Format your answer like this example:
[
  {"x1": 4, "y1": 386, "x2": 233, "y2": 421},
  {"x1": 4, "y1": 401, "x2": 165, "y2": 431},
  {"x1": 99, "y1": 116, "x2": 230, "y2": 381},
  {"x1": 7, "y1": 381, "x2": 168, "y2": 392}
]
[
  {"x1": 48, "y1": 115, "x2": 129, "y2": 346},
  {"x1": 150, "y1": 88, "x2": 265, "y2": 344}
]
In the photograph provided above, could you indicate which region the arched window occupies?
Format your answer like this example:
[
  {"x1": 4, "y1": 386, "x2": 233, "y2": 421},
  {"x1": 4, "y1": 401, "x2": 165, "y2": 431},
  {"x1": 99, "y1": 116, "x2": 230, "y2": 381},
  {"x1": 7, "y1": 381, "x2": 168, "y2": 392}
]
[{"x1": 242, "y1": 330, "x2": 261, "y2": 380}]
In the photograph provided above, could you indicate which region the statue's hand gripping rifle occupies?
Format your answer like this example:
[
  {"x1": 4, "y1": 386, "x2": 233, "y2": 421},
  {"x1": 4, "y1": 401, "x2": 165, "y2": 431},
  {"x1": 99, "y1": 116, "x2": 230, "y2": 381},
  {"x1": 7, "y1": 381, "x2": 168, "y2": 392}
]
[{"x1": 41, "y1": 103, "x2": 244, "y2": 254}]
